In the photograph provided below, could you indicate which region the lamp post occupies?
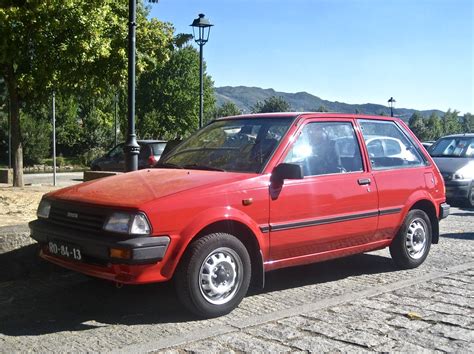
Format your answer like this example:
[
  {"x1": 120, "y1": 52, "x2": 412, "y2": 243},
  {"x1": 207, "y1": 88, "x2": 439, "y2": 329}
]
[
  {"x1": 191, "y1": 13, "x2": 213, "y2": 128},
  {"x1": 388, "y1": 97, "x2": 396, "y2": 117},
  {"x1": 123, "y1": 0, "x2": 159, "y2": 171},
  {"x1": 7, "y1": 98, "x2": 11, "y2": 169},
  {"x1": 123, "y1": 0, "x2": 140, "y2": 171},
  {"x1": 114, "y1": 92, "x2": 118, "y2": 147},
  {"x1": 52, "y1": 91, "x2": 56, "y2": 186}
]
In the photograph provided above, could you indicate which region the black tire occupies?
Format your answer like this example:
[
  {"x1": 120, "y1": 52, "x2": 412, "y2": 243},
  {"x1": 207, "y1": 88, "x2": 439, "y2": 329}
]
[
  {"x1": 175, "y1": 232, "x2": 251, "y2": 318},
  {"x1": 466, "y1": 183, "x2": 474, "y2": 208},
  {"x1": 390, "y1": 209, "x2": 432, "y2": 269}
]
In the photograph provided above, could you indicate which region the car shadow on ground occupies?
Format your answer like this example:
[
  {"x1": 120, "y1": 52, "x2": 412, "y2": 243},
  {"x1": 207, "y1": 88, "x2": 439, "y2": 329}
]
[
  {"x1": 0, "y1": 248, "x2": 398, "y2": 337},
  {"x1": 257, "y1": 252, "x2": 395, "y2": 294},
  {"x1": 441, "y1": 232, "x2": 474, "y2": 240}
]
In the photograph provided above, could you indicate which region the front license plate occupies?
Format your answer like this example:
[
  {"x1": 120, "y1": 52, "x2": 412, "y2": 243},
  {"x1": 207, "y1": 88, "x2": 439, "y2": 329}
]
[{"x1": 48, "y1": 240, "x2": 82, "y2": 261}]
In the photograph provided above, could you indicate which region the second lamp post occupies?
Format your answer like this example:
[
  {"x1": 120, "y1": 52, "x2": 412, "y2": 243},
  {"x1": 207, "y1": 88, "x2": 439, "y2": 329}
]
[
  {"x1": 191, "y1": 13, "x2": 213, "y2": 129},
  {"x1": 388, "y1": 97, "x2": 396, "y2": 117}
]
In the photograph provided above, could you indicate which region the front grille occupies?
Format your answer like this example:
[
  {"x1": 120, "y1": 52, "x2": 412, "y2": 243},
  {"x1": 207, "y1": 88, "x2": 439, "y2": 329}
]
[{"x1": 49, "y1": 202, "x2": 108, "y2": 233}]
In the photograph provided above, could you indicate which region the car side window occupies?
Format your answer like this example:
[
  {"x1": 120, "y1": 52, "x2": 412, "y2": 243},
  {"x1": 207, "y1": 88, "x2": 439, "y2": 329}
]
[
  {"x1": 358, "y1": 120, "x2": 425, "y2": 170},
  {"x1": 109, "y1": 144, "x2": 124, "y2": 159},
  {"x1": 284, "y1": 122, "x2": 364, "y2": 177}
]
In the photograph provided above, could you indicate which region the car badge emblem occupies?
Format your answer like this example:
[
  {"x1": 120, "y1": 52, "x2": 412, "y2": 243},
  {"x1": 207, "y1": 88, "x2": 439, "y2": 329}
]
[{"x1": 67, "y1": 212, "x2": 79, "y2": 219}]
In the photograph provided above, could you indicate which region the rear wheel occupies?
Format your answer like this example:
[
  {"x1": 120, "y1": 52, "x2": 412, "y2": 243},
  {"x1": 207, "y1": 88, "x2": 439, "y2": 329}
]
[
  {"x1": 175, "y1": 232, "x2": 251, "y2": 318},
  {"x1": 390, "y1": 209, "x2": 432, "y2": 269}
]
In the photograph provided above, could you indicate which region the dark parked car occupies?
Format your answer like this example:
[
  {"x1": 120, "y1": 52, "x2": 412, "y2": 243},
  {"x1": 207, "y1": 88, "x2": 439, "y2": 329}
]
[
  {"x1": 421, "y1": 141, "x2": 435, "y2": 150},
  {"x1": 429, "y1": 134, "x2": 474, "y2": 207},
  {"x1": 90, "y1": 140, "x2": 167, "y2": 172}
]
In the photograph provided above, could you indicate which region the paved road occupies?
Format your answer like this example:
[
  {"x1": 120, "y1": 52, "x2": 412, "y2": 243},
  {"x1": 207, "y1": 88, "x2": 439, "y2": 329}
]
[
  {"x1": 0, "y1": 207, "x2": 472, "y2": 352},
  {"x1": 23, "y1": 172, "x2": 83, "y2": 187}
]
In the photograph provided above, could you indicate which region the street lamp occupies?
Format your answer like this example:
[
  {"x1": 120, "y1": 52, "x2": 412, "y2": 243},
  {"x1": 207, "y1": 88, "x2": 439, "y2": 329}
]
[
  {"x1": 388, "y1": 97, "x2": 396, "y2": 117},
  {"x1": 123, "y1": 0, "x2": 140, "y2": 171},
  {"x1": 191, "y1": 13, "x2": 213, "y2": 128},
  {"x1": 123, "y1": 0, "x2": 160, "y2": 171}
]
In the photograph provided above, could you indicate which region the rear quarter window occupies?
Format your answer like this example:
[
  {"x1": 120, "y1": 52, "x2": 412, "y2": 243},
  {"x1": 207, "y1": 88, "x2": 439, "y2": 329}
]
[{"x1": 358, "y1": 120, "x2": 426, "y2": 170}]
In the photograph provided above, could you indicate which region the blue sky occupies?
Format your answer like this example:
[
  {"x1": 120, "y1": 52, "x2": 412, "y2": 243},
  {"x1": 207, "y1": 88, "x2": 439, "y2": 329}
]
[{"x1": 149, "y1": 0, "x2": 473, "y2": 114}]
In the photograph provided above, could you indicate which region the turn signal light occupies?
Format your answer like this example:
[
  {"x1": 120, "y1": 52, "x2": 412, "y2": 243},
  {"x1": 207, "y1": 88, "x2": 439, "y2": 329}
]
[{"x1": 110, "y1": 248, "x2": 132, "y2": 259}]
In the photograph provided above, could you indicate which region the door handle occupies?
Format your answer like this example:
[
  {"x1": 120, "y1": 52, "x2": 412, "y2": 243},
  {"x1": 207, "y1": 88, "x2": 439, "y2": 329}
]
[{"x1": 358, "y1": 178, "x2": 371, "y2": 185}]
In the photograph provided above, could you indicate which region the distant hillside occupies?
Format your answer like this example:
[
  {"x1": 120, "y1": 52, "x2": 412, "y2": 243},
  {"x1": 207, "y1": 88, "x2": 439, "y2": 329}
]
[{"x1": 215, "y1": 86, "x2": 444, "y2": 122}]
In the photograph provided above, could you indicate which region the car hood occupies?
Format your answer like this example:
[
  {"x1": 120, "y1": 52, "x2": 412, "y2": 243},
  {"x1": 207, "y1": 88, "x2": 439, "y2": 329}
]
[
  {"x1": 47, "y1": 169, "x2": 256, "y2": 208},
  {"x1": 432, "y1": 157, "x2": 474, "y2": 176}
]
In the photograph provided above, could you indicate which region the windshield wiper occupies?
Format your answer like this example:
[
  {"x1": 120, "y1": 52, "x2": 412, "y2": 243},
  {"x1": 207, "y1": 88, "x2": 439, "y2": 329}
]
[
  {"x1": 183, "y1": 164, "x2": 226, "y2": 172},
  {"x1": 155, "y1": 162, "x2": 184, "y2": 169}
]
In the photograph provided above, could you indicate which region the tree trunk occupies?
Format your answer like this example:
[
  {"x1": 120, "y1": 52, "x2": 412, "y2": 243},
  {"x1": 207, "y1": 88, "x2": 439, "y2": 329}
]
[{"x1": 4, "y1": 65, "x2": 24, "y2": 187}]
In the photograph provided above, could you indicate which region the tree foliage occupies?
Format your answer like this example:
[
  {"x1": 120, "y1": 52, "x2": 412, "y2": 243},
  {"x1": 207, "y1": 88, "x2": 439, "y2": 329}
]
[
  {"x1": 251, "y1": 96, "x2": 291, "y2": 113},
  {"x1": 136, "y1": 46, "x2": 215, "y2": 139},
  {"x1": 408, "y1": 109, "x2": 470, "y2": 142},
  {"x1": 408, "y1": 112, "x2": 427, "y2": 140},
  {"x1": 208, "y1": 101, "x2": 241, "y2": 120},
  {"x1": 0, "y1": 1, "x2": 201, "y2": 185},
  {"x1": 462, "y1": 113, "x2": 474, "y2": 133}
]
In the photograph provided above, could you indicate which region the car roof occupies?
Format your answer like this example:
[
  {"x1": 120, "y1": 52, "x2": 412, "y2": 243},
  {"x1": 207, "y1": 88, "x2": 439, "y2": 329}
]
[
  {"x1": 437, "y1": 133, "x2": 474, "y2": 139},
  {"x1": 217, "y1": 112, "x2": 402, "y2": 122},
  {"x1": 137, "y1": 140, "x2": 167, "y2": 144}
]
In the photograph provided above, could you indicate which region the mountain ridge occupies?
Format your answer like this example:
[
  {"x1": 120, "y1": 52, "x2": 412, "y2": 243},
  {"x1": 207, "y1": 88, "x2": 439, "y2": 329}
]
[{"x1": 215, "y1": 86, "x2": 444, "y2": 122}]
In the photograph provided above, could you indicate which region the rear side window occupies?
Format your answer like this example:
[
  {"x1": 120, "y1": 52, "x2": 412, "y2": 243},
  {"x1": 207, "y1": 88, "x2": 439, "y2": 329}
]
[
  {"x1": 151, "y1": 143, "x2": 167, "y2": 155},
  {"x1": 358, "y1": 120, "x2": 425, "y2": 170}
]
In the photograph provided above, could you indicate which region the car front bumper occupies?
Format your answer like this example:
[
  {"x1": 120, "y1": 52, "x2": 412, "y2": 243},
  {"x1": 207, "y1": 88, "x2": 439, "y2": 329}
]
[
  {"x1": 29, "y1": 219, "x2": 171, "y2": 283},
  {"x1": 444, "y1": 179, "x2": 472, "y2": 200}
]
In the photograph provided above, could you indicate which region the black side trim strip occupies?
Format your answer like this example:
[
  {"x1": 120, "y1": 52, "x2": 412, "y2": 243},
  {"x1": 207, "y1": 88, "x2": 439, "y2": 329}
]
[
  {"x1": 270, "y1": 211, "x2": 379, "y2": 232},
  {"x1": 259, "y1": 226, "x2": 270, "y2": 233},
  {"x1": 379, "y1": 208, "x2": 402, "y2": 216}
]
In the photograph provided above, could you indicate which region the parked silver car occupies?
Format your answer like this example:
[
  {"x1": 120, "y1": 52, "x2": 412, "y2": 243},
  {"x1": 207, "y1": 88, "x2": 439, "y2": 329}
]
[{"x1": 429, "y1": 134, "x2": 474, "y2": 207}]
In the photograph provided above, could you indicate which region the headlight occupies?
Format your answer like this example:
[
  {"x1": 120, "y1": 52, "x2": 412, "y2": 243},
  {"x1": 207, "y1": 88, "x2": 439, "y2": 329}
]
[
  {"x1": 37, "y1": 199, "x2": 51, "y2": 219},
  {"x1": 453, "y1": 173, "x2": 464, "y2": 180},
  {"x1": 103, "y1": 212, "x2": 151, "y2": 235}
]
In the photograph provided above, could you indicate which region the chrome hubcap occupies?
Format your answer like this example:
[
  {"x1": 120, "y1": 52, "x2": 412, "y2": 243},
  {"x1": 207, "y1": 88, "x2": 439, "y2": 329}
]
[
  {"x1": 199, "y1": 247, "x2": 243, "y2": 305},
  {"x1": 406, "y1": 218, "x2": 427, "y2": 259}
]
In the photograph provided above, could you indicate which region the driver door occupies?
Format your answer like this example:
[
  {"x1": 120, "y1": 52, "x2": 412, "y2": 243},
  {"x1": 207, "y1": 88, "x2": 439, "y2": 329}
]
[{"x1": 269, "y1": 119, "x2": 379, "y2": 266}]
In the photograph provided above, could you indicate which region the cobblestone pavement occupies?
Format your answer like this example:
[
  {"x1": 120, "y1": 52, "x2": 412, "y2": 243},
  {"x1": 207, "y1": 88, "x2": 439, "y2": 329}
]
[{"x1": 0, "y1": 207, "x2": 472, "y2": 352}]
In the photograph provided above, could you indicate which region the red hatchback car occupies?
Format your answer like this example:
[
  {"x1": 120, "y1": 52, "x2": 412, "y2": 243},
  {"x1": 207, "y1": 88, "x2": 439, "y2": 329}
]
[{"x1": 30, "y1": 113, "x2": 449, "y2": 318}]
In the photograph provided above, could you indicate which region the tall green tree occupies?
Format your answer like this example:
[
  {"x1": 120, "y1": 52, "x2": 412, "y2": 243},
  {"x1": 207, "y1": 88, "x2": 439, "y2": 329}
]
[
  {"x1": 316, "y1": 105, "x2": 329, "y2": 112},
  {"x1": 251, "y1": 96, "x2": 291, "y2": 113},
  {"x1": 442, "y1": 109, "x2": 462, "y2": 135},
  {"x1": 212, "y1": 102, "x2": 241, "y2": 118},
  {"x1": 462, "y1": 113, "x2": 474, "y2": 133},
  {"x1": 0, "y1": 1, "x2": 173, "y2": 186},
  {"x1": 409, "y1": 112, "x2": 428, "y2": 140},
  {"x1": 425, "y1": 113, "x2": 444, "y2": 140},
  {"x1": 136, "y1": 45, "x2": 215, "y2": 139}
]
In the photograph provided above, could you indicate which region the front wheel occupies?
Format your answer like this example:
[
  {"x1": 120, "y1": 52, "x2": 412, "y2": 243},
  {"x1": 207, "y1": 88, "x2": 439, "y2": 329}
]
[
  {"x1": 175, "y1": 233, "x2": 251, "y2": 318},
  {"x1": 390, "y1": 209, "x2": 432, "y2": 269}
]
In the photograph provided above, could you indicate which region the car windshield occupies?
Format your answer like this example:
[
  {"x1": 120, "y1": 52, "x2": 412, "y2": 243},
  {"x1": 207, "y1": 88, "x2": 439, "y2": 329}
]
[
  {"x1": 430, "y1": 137, "x2": 474, "y2": 158},
  {"x1": 159, "y1": 117, "x2": 294, "y2": 173}
]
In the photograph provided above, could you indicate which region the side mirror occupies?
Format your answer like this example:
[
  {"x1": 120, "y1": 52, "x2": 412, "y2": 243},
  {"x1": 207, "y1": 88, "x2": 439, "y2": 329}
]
[{"x1": 271, "y1": 163, "x2": 303, "y2": 186}]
